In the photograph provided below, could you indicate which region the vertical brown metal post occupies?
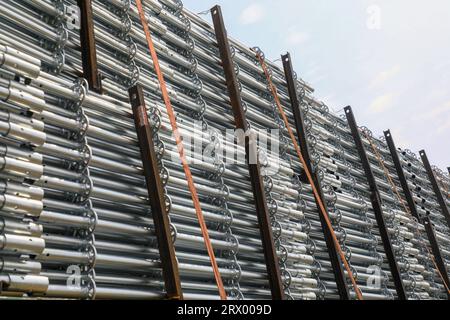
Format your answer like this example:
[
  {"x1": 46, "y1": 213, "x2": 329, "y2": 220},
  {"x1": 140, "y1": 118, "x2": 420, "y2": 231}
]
[
  {"x1": 419, "y1": 150, "x2": 450, "y2": 230},
  {"x1": 77, "y1": 0, "x2": 102, "y2": 93},
  {"x1": 281, "y1": 53, "x2": 350, "y2": 300},
  {"x1": 422, "y1": 217, "x2": 450, "y2": 299},
  {"x1": 384, "y1": 131, "x2": 450, "y2": 298},
  {"x1": 384, "y1": 131, "x2": 421, "y2": 221},
  {"x1": 210, "y1": 5, "x2": 284, "y2": 300},
  {"x1": 129, "y1": 85, "x2": 183, "y2": 300},
  {"x1": 345, "y1": 107, "x2": 406, "y2": 300}
]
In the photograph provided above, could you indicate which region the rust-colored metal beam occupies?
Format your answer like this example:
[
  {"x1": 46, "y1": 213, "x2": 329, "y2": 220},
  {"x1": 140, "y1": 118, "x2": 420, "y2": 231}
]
[
  {"x1": 77, "y1": 0, "x2": 102, "y2": 93},
  {"x1": 129, "y1": 85, "x2": 182, "y2": 300},
  {"x1": 419, "y1": 150, "x2": 450, "y2": 230},
  {"x1": 345, "y1": 107, "x2": 406, "y2": 300},
  {"x1": 384, "y1": 131, "x2": 421, "y2": 221},
  {"x1": 384, "y1": 131, "x2": 450, "y2": 299},
  {"x1": 422, "y1": 217, "x2": 450, "y2": 298},
  {"x1": 281, "y1": 53, "x2": 350, "y2": 300},
  {"x1": 210, "y1": 5, "x2": 284, "y2": 300}
]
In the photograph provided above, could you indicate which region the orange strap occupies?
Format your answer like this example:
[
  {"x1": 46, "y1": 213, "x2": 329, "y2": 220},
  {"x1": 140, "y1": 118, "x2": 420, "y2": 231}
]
[
  {"x1": 256, "y1": 54, "x2": 363, "y2": 300},
  {"x1": 363, "y1": 132, "x2": 450, "y2": 294},
  {"x1": 135, "y1": 0, "x2": 227, "y2": 300},
  {"x1": 364, "y1": 133, "x2": 411, "y2": 215}
]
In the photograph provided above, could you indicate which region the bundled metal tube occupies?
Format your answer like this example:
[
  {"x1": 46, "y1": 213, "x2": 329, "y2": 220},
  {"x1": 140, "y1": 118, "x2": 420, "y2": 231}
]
[{"x1": 0, "y1": 0, "x2": 447, "y2": 301}]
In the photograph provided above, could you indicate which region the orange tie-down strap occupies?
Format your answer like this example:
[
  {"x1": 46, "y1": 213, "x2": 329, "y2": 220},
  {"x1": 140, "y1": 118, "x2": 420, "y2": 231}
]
[
  {"x1": 363, "y1": 132, "x2": 450, "y2": 295},
  {"x1": 135, "y1": 0, "x2": 227, "y2": 300},
  {"x1": 256, "y1": 53, "x2": 364, "y2": 300}
]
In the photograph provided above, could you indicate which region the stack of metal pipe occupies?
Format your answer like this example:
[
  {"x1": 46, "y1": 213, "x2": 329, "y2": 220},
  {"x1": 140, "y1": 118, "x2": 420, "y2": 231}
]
[
  {"x1": 0, "y1": 0, "x2": 274, "y2": 299},
  {"x1": 359, "y1": 132, "x2": 443, "y2": 299},
  {"x1": 433, "y1": 168, "x2": 450, "y2": 212},
  {"x1": 297, "y1": 99, "x2": 447, "y2": 299},
  {"x1": 291, "y1": 98, "x2": 390, "y2": 299},
  {"x1": 0, "y1": 0, "x2": 448, "y2": 300},
  {"x1": 0, "y1": 0, "x2": 171, "y2": 299},
  {"x1": 397, "y1": 149, "x2": 450, "y2": 297},
  {"x1": 251, "y1": 59, "x2": 342, "y2": 299},
  {"x1": 183, "y1": 6, "x2": 323, "y2": 299}
]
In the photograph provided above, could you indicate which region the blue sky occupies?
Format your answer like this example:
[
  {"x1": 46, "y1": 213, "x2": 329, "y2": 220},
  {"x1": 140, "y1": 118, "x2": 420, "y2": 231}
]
[{"x1": 183, "y1": 0, "x2": 450, "y2": 170}]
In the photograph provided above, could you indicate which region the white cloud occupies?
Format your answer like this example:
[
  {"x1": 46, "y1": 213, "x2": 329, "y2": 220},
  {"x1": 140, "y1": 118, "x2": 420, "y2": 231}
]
[
  {"x1": 286, "y1": 30, "x2": 310, "y2": 45},
  {"x1": 369, "y1": 93, "x2": 394, "y2": 113},
  {"x1": 429, "y1": 100, "x2": 450, "y2": 134},
  {"x1": 428, "y1": 88, "x2": 448, "y2": 100},
  {"x1": 239, "y1": 4, "x2": 266, "y2": 25},
  {"x1": 320, "y1": 94, "x2": 341, "y2": 112},
  {"x1": 412, "y1": 99, "x2": 450, "y2": 122},
  {"x1": 369, "y1": 65, "x2": 401, "y2": 88},
  {"x1": 437, "y1": 119, "x2": 450, "y2": 134},
  {"x1": 430, "y1": 100, "x2": 450, "y2": 118},
  {"x1": 389, "y1": 127, "x2": 411, "y2": 148},
  {"x1": 433, "y1": 59, "x2": 450, "y2": 71},
  {"x1": 306, "y1": 73, "x2": 328, "y2": 85},
  {"x1": 303, "y1": 62, "x2": 327, "y2": 84}
]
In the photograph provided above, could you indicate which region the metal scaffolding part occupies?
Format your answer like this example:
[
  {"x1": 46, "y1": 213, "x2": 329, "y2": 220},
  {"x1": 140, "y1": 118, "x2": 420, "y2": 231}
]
[
  {"x1": 0, "y1": 0, "x2": 448, "y2": 300},
  {"x1": 388, "y1": 139, "x2": 450, "y2": 298},
  {"x1": 210, "y1": 5, "x2": 284, "y2": 300},
  {"x1": 129, "y1": 84, "x2": 182, "y2": 300},
  {"x1": 282, "y1": 53, "x2": 350, "y2": 300},
  {"x1": 344, "y1": 106, "x2": 406, "y2": 299},
  {"x1": 77, "y1": 0, "x2": 102, "y2": 93},
  {"x1": 384, "y1": 131, "x2": 450, "y2": 296},
  {"x1": 420, "y1": 150, "x2": 450, "y2": 230},
  {"x1": 405, "y1": 150, "x2": 450, "y2": 288}
]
